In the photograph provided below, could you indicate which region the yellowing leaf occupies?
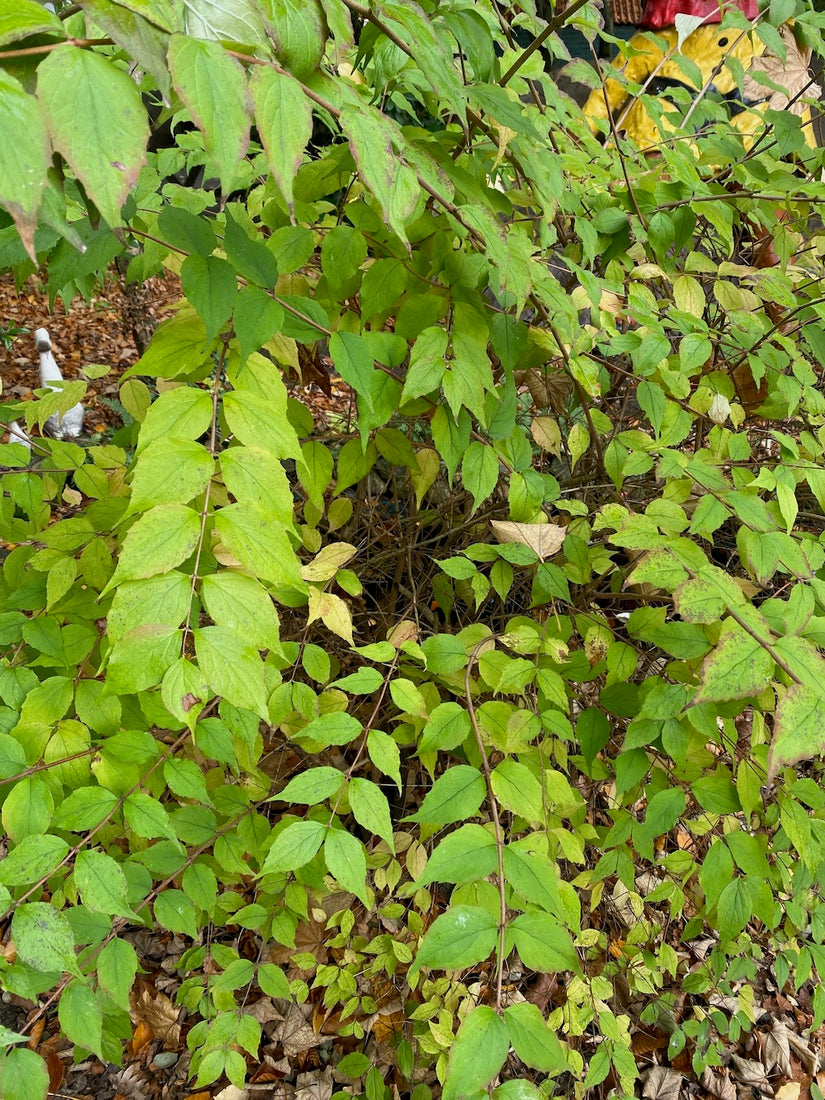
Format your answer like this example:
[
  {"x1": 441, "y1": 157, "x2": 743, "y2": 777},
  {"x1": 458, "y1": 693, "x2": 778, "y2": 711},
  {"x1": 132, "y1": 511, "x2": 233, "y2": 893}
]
[{"x1": 307, "y1": 587, "x2": 354, "y2": 645}]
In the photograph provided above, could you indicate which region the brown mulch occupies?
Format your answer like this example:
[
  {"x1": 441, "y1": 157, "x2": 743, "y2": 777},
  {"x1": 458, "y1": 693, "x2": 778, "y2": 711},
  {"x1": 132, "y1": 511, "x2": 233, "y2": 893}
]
[{"x1": 0, "y1": 270, "x2": 181, "y2": 437}]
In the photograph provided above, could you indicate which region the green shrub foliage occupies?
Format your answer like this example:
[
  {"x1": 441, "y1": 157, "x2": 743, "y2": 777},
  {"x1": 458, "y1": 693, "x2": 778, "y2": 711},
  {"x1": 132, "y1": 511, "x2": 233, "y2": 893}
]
[{"x1": 0, "y1": 0, "x2": 825, "y2": 1097}]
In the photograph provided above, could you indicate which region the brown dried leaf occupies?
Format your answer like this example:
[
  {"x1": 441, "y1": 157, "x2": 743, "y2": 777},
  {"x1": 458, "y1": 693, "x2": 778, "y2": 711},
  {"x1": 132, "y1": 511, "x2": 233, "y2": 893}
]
[
  {"x1": 729, "y1": 1055, "x2": 771, "y2": 1091},
  {"x1": 490, "y1": 520, "x2": 566, "y2": 560},
  {"x1": 129, "y1": 988, "x2": 181, "y2": 1047},
  {"x1": 700, "y1": 1067, "x2": 737, "y2": 1100},
  {"x1": 763, "y1": 1020, "x2": 793, "y2": 1078},
  {"x1": 642, "y1": 1066, "x2": 683, "y2": 1100},
  {"x1": 275, "y1": 1003, "x2": 324, "y2": 1057},
  {"x1": 742, "y1": 26, "x2": 821, "y2": 116}
]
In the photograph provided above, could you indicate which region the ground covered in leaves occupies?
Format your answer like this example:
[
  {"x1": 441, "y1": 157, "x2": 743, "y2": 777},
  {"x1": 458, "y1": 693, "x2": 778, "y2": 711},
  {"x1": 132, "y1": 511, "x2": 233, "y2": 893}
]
[{"x1": 2, "y1": 273, "x2": 825, "y2": 1100}]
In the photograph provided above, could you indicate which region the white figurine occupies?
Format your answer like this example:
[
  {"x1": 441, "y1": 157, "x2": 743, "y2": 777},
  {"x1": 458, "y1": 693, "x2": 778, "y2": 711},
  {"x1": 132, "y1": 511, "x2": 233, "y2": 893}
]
[{"x1": 35, "y1": 327, "x2": 84, "y2": 441}]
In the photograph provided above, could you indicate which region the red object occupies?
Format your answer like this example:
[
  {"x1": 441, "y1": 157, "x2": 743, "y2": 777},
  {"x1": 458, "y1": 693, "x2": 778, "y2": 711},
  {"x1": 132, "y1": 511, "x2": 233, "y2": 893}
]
[{"x1": 640, "y1": 0, "x2": 758, "y2": 27}]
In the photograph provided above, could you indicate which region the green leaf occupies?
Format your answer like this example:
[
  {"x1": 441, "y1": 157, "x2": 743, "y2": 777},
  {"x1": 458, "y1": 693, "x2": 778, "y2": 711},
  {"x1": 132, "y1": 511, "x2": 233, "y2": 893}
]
[
  {"x1": 128, "y1": 438, "x2": 214, "y2": 513},
  {"x1": 419, "y1": 701, "x2": 471, "y2": 754},
  {"x1": 106, "y1": 624, "x2": 181, "y2": 695},
  {"x1": 406, "y1": 766, "x2": 486, "y2": 825},
  {"x1": 260, "y1": 820, "x2": 325, "y2": 874},
  {"x1": 168, "y1": 33, "x2": 251, "y2": 193},
  {"x1": 12, "y1": 902, "x2": 80, "y2": 976},
  {"x1": 125, "y1": 310, "x2": 211, "y2": 382},
  {"x1": 275, "y1": 767, "x2": 343, "y2": 805},
  {"x1": 0, "y1": 0, "x2": 64, "y2": 44},
  {"x1": 417, "y1": 824, "x2": 497, "y2": 887},
  {"x1": 181, "y1": 254, "x2": 237, "y2": 344},
  {"x1": 503, "y1": 846, "x2": 565, "y2": 920},
  {"x1": 443, "y1": 1005, "x2": 510, "y2": 1100},
  {"x1": 224, "y1": 209, "x2": 278, "y2": 287},
  {"x1": 367, "y1": 730, "x2": 402, "y2": 793},
  {"x1": 154, "y1": 889, "x2": 199, "y2": 938},
  {"x1": 507, "y1": 912, "x2": 578, "y2": 973},
  {"x1": 505, "y1": 1001, "x2": 569, "y2": 1073},
  {"x1": 401, "y1": 326, "x2": 448, "y2": 403},
  {"x1": 410, "y1": 905, "x2": 498, "y2": 975},
  {"x1": 0, "y1": 834, "x2": 68, "y2": 888},
  {"x1": 161, "y1": 658, "x2": 209, "y2": 729},
  {"x1": 37, "y1": 47, "x2": 148, "y2": 226},
  {"x1": 250, "y1": 66, "x2": 312, "y2": 211},
  {"x1": 0, "y1": 71, "x2": 49, "y2": 259},
  {"x1": 182, "y1": 862, "x2": 218, "y2": 918},
  {"x1": 123, "y1": 792, "x2": 179, "y2": 844},
  {"x1": 74, "y1": 850, "x2": 137, "y2": 919},
  {"x1": 462, "y1": 442, "x2": 500, "y2": 513},
  {"x1": 194, "y1": 625, "x2": 268, "y2": 720},
  {"x1": 157, "y1": 206, "x2": 216, "y2": 257},
  {"x1": 716, "y1": 877, "x2": 752, "y2": 941},
  {"x1": 295, "y1": 711, "x2": 362, "y2": 749},
  {"x1": 258, "y1": 962, "x2": 291, "y2": 998},
  {"x1": 328, "y1": 332, "x2": 377, "y2": 407},
  {"x1": 632, "y1": 788, "x2": 686, "y2": 861},
  {"x1": 97, "y1": 938, "x2": 138, "y2": 1013},
  {"x1": 51, "y1": 788, "x2": 119, "y2": 832},
  {"x1": 201, "y1": 572, "x2": 282, "y2": 652},
  {"x1": 0, "y1": 1047, "x2": 50, "y2": 1100},
  {"x1": 2, "y1": 776, "x2": 53, "y2": 843},
  {"x1": 349, "y1": 777, "x2": 394, "y2": 851},
  {"x1": 109, "y1": 504, "x2": 200, "y2": 587},
  {"x1": 695, "y1": 627, "x2": 775, "y2": 704},
  {"x1": 324, "y1": 828, "x2": 368, "y2": 904},
  {"x1": 164, "y1": 757, "x2": 212, "y2": 805},
  {"x1": 233, "y1": 286, "x2": 285, "y2": 367},
  {"x1": 339, "y1": 105, "x2": 414, "y2": 244}
]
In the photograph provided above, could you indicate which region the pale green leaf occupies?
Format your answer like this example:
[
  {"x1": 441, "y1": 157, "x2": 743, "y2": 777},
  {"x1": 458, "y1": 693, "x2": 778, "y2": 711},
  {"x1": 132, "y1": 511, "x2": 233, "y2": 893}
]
[
  {"x1": 260, "y1": 819, "x2": 325, "y2": 874},
  {"x1": 128, "y1": 438, "x2": 214, "y2": 513},
  {"x1": 194, "y1": 625, "x2": 269, "y2": 720},
  {"x1": 109, "y1": 504, "x2": 200, "y2": 587},
  {"x1": 201, "y1": 572, "x2": 282, "y2": 651},
  {"x1": 250, "y1": 66, "x2": 312, "y2": 211},
  {"x1": 37, "y1": 47, "x2": 148, "y2": 226},
  {"x1": 275, "y1": 767, "x2": 343, "y2": 804},
  {"x1": 696, "y1": 627, "x2": 775, "y2": 704},
  {"x1": 168, "y1": 33, "x2": 251, "y2": 193},
  {"x1": 324, "y1": 828, "x2": 368, "y2": 904}
]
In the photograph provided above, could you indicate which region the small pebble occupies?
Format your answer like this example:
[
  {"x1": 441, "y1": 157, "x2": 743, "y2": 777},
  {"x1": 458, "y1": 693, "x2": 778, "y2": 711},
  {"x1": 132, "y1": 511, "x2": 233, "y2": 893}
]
[{"x1": 153, "y1": 1051, "x2": 179, "y2": 1069}]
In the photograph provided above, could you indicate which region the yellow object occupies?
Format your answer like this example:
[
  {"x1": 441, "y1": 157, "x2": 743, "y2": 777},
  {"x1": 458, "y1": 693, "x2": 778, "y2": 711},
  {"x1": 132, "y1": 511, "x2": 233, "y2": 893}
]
[{"x1": 583, "y1": 23, "x2": 818, "y2": 150}]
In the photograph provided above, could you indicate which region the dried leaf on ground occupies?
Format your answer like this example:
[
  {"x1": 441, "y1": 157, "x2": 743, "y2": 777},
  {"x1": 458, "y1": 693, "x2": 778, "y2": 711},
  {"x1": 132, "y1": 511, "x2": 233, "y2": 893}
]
[
  {"x1": 129, "y1": 988, "x2": 181, "y2": 1047},
  {"x1": 643, "y1": 1065, "x2": 683, "y2": 1100}
]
